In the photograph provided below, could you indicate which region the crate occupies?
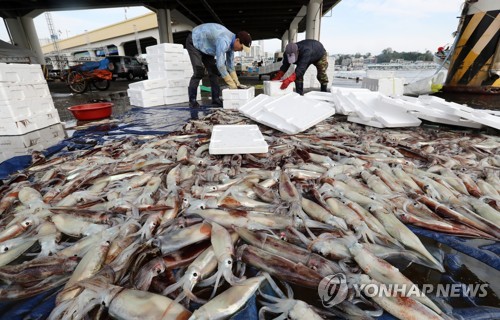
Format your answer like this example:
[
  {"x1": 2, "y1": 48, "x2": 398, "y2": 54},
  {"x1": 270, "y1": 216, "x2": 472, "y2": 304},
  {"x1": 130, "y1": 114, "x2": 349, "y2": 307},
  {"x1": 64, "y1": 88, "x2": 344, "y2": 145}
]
[
  {"x1": 129, "y1": 96, "x2": 165, "y2": 108},
  {"x1": 127, "y1": 88, "x2": 164, "y2": 101},
  {"x1": 222, "y1": 87, "x2": 255, "y2": 100},
  {"x1": 146, "y1": 43, "x2": 184, "y2": 55},
  {"x1": 263, "y1": 80, "x2": 295, "y2": 96},
  {"x1": 0, "y1": 83, "x2": 51, "y2": 101},
  {"x1": 0, "y1": 123, "x2": 65, "y2": 149},
  {"x1": 0, "y1": 109, "x2": 61, "y2": 135},
  {"x1": 164, "y1": 95, "x2": 189, "y2": 105},
  {"x1": 0, "y1": 63, "x2": 45, "y2": 84},
  {"x1": 163, "y1": 87, "x2": 186, "y2": 97},
  {"x1": 223, "y1": 98, "x2": 254, "y2": 110},
  {"x1": 148, "y1": 70, "x2": 185, "y2": 80}
]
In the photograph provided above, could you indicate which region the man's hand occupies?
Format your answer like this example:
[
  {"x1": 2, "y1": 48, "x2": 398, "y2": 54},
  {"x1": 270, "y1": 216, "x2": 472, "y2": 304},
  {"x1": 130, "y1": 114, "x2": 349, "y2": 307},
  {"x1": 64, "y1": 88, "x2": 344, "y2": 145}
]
[
  {"x1": 237, "y1": 84, "x2": 249, "y2": 89},
  {"x1": 223, "y1": 74, "x2": 237, "y2": 89},
  {"x1": 271, "y1": 70, "x2": 285, "y2": 81},
  {"x1": 229, "y1": 71, "x2": 241, "y2": 86},
  {"x1": 280, "y1": 73, "x2": 296, "y2": 90}
]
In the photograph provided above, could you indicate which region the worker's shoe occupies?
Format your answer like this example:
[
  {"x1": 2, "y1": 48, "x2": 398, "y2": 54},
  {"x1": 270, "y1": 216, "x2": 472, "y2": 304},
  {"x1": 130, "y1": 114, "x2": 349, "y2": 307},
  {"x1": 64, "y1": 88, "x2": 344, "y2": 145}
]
[
  {"x1": 189, "y1": 100, "x2": 200, "y2": 108},
  {"x1": 320, "y1": 83, "x2": 328, "y2": 92},
  {"x1": 211, "y1": 85, "x2": 223, "y2": 107},
  {"x1": 295, "y1": 81, "x2": 304, "y2": 95},
  {"x1": 188, "y1": 85, "x2": 200, "y2": 108}
]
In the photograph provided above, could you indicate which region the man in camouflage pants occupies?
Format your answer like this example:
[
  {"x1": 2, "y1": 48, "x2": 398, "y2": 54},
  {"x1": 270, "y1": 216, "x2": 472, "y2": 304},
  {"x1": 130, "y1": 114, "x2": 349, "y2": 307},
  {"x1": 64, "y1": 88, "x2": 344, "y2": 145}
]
[{"x1": 272, "y1": 39, "x2": 329, "y2": 95}]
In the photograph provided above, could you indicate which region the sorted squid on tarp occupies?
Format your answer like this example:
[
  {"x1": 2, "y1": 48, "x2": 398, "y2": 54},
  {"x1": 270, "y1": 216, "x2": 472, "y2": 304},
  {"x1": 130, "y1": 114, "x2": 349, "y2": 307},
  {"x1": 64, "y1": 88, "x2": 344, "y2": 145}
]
[{"x1": 0, "y1": 109, "x2": 498, "y2": 319}]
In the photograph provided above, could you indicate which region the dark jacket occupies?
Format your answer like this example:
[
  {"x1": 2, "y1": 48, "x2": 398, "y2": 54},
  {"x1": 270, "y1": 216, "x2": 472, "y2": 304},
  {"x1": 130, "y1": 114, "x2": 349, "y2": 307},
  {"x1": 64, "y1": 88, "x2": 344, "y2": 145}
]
[{"x1": 280, "y1": 39, "x2": 326, "y2": 79}]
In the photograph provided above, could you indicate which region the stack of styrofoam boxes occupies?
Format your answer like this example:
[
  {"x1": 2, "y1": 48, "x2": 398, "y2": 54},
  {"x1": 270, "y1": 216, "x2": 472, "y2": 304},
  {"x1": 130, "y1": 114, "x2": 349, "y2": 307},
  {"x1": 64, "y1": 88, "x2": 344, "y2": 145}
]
[
  {"x1": 303, "y1": 56, "x2": 336, "y2": 89},
  {"x1": 222, "y1": 87, "x2": 255, "y2": 110},
  {"x1": 362, "y1": 77, "x2": 404, "y2": 96},
  {"x1": 0, "y1": 123, "x2": 66, "y2": 163},
  {"x1": 0, "y1": 63, "x2": 61, "y2": 136},
  {"x1": 263, "y1": 80, "x2": 295, "y2": 97},
  {"x1": 127, "y1": 44, "x2": 200, "y2": 107}
]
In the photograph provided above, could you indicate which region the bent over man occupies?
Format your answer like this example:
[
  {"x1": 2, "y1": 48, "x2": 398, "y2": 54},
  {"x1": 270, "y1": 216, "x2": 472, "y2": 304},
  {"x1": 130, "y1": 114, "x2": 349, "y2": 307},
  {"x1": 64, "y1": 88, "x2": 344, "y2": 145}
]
[
  {"x1": 272, "y1": 39, "x2": 329, "y2": 95},
  {"x1": 186, "y1": 23, "x2": 252, "y2": 108}
]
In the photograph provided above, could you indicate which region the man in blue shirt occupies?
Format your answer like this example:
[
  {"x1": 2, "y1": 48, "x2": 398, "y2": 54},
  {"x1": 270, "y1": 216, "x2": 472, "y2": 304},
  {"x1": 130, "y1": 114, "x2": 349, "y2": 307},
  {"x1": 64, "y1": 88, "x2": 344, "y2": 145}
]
[{"x1": 186, "y1": 23, "x2": 252, "y2": 108}]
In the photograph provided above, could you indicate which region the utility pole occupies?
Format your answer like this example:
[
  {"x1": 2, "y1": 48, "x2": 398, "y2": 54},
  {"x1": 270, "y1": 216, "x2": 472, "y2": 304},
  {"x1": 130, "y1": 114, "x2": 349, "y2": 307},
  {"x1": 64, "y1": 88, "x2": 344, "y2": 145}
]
[
  {"x1": 45, "y1": 12, "x2": 64, "y2": 72},
  {"x1": 133, "y1": 24, "x2": 141, "y2": 56}
]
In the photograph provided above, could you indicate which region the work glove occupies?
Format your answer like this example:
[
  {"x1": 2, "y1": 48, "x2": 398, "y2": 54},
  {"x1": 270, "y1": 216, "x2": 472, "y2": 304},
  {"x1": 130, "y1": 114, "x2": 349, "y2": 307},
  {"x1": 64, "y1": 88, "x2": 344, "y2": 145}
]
[
  {"x1": 272, "y1": 70, "x2": 285, "y2": 81},
  {"x1": 229, "y1": 71, "x2": 241, "y2": 86},
  {"x1": 223, "y1": 74, "x2": 238, "y2": 89},
  {"x1": 237, "y1": 84, "x2": 249, "y2": 89},
  {"x1": 280, "y1": 73, "x2": 296, "y2": 90}
]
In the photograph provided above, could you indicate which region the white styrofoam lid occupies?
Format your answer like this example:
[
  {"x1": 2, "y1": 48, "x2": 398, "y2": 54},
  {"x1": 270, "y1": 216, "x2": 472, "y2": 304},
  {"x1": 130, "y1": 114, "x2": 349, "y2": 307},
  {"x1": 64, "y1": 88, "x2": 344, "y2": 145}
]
[
  {"x1": 347, "y1": 115, "x2": 385, "y2": 128},
  {"x1": 209, "y1": 124, "x2": 268, "y2": 155},
  {"x1": 263, "y1": 93, "x2": 335, "y2": 133}
]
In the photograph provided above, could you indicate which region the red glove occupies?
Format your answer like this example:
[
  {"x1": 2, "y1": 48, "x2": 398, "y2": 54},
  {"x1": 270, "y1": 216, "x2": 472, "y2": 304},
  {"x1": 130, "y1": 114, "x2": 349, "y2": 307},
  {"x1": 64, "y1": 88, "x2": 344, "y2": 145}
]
[
  {"x1": 271, "y1": 70, "x2": 285, "y2": 81},
  {"x1": 280, "y1": 73, "x2": 296, "y2": 90}
]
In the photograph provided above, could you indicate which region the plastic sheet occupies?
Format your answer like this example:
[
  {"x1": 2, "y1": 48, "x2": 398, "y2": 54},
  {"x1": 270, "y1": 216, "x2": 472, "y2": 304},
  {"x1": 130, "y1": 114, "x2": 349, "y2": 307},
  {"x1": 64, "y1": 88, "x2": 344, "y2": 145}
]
[
  {"x1": 0, "y1": 105, "x2": 498, "y2": 319},
  {"x1": 409, "y1": 226, "x2": 500, "y2": 271},
  {"x1": 0, "y1": 105, "x2": 213, "y2": 180}
]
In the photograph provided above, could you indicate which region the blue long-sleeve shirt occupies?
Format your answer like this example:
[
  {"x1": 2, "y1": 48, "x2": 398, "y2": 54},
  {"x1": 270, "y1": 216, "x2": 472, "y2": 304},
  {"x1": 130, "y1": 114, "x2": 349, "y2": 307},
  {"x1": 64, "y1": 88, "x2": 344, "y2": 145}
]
[{"x1": 192, "y1": 23, "x2": 235, "y2": 77}]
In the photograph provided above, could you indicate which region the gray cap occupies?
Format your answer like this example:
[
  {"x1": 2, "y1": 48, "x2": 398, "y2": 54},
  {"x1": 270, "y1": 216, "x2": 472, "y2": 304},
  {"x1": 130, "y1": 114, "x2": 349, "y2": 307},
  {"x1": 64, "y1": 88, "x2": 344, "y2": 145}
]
[{"x1": 285, "y1": 43, "x2": 299, "y2": 64}]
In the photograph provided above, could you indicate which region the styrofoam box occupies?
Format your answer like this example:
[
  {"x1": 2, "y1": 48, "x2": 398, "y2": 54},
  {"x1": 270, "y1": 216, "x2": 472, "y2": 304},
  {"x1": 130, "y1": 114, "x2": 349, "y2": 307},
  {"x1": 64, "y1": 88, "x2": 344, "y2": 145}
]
[
  {"x1": 0, "y1": 83, "x2": 51, "y2": 101},
  {"x1": 223, "y1": 98, "x2": 253, "y2": 110},
  {"x1": 146, "y1": 43, "x2": 184, "y2": 55},
  {"x1": 148, "y1": 61, "x2": 186, "y2": 71},
  {"x1": 146, "y1": 53, "x2": 187, "y2": 64},
  {"x1": 164, "y1": 87, "x2": 185, "y2": 97},
  {"x1": 148, "y1": 70, "x2": 185, "y2": 80},
  {"x1": 0, "y1": 128, "x2": 65, "y2": 163},
  {"x1": 166, "y1": 78, "x2": 189, "y2": 88},
  {"x1": 0, "y1": 63, "x2": 45, "y2": 84},
  {"x1": 129, "y1": 96, "x2": 165, "y2": 108},
  {"x1": 0, "y1": 123, "x2": 65, "y2": 149},
  {"x1": 129, "y1": 79, "x2": 166, "y2": 91},
  {"x1": 264, "y1": 80, "x2": 295, "y2": 96},
  {"x1": 209, "y1": 124, "x2": 268, "y2": 155},
  {"x1": 127, "y1": 88, "x2": 164, "y2": 101},
  {"x1": 0, "y1": 109, "x2": 60, "y2": 135},
  {"x1": 222, "y1": 87, "x2": 255, "y2": 100},
  {"x1": 164, "y1": 95, "x2": 189, "y2": 105},
  {"x1": 0, "y1": 96, "x2": 56, "y2": 120}
]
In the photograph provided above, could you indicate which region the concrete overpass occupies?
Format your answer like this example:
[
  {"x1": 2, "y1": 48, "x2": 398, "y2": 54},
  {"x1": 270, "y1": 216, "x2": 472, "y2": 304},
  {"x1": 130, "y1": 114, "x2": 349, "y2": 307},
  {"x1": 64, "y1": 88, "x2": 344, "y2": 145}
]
[{"x1": 1, "y1": 0, "x2": 342, "y2": 65}]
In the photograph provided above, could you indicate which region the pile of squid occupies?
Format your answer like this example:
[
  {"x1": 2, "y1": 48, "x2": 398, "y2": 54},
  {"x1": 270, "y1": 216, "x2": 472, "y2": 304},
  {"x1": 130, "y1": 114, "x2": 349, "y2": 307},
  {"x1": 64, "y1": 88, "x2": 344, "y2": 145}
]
[{"x1": 0, "y1": 109, "x2": 498, "y2": 320}]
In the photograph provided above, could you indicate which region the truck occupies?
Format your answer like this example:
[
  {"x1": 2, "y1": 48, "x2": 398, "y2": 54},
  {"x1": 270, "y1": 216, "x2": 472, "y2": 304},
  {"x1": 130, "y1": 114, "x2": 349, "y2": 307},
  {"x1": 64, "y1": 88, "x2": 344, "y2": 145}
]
[{"x1": 257, "y1": 52, "x2": 284, "y2": 80}]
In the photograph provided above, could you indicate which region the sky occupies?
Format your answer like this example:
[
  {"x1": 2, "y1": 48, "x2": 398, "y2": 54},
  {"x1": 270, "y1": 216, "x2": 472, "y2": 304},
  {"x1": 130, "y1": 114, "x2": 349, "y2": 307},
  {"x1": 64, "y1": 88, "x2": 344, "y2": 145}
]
[{"x1": 0, "y1": 0, "x2": 465, "y2": 56}]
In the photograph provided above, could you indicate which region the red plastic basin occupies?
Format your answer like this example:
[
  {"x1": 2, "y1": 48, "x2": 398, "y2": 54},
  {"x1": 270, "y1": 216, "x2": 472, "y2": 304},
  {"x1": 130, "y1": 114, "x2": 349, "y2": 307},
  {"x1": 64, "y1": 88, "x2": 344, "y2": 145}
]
[{"x1": 67, "y1": 102, "x2": 113, "y2": 121}]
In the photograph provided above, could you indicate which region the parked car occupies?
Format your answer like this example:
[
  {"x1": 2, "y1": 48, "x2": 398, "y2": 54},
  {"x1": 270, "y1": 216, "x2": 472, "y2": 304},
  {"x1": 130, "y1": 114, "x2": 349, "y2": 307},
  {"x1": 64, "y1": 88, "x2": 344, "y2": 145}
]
[{"x1": 106, "y1": 55, "x2": 147, "y2": 80}]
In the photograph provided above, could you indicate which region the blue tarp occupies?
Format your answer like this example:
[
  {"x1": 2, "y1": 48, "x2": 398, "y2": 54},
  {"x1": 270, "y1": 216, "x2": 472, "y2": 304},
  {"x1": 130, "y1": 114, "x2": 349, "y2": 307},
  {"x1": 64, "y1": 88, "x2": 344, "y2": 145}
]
[{"x1": 0, "y1": 105, "x2": 498, "y2": 319}]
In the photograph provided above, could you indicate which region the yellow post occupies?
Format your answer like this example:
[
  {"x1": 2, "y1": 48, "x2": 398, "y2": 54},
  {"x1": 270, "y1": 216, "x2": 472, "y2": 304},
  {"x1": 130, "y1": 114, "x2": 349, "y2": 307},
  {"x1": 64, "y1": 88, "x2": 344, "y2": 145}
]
[{"x1": 444, "y1": 0, "x2": 500, "y2": 94}]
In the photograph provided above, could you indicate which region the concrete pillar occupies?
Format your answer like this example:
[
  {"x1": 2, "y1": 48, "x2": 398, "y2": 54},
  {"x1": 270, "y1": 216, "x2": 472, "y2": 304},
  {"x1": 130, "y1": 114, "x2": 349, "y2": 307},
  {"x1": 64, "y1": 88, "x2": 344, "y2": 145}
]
[
  {"x1": 4, "y1": 18, "x2": 30, "y2": 48},
  {"x1": 118, "y1": 46, "x2": 126, "y2": 56},
  {"x1": 281, "y1": 31, "x2": 289, "y2": 52},
  {"x1": 288, "y1": 5, "x2": 307, "y2": 45},
  {"x1": 306, "y1": 0, "x2": 322, "y2": 40},
  {"x1": 21, "y1": 16, "x2": 45, "y2": 65},
  {"x1": 157, "y1": 8, "x2": 174, "y2": 43},
  {"x1": 5, "y1": 17, "x2": 44, "y2": 64},
  {"x1": 289, "y1": 27, "x2": 298, "y2": 44}
]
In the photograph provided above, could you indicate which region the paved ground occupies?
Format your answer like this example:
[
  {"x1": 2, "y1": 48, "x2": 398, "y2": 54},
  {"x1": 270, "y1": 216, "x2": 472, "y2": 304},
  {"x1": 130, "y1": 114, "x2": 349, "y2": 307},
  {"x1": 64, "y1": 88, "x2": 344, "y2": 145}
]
[{"x1": 47, "y1": 75, "x2": 275, "y2": 122}]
